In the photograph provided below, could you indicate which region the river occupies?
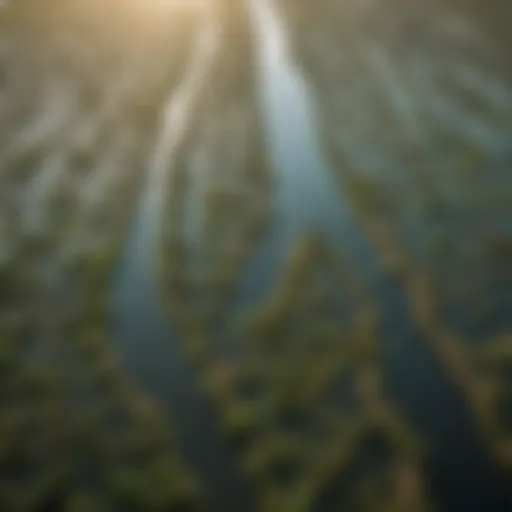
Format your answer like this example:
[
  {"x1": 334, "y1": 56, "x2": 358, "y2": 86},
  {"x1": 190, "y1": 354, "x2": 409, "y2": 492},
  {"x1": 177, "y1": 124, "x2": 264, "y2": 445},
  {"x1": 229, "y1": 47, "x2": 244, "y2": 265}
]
[
  {"x1": 111, "y1": 7, "x2": 253, "y2": 510},
  {"x1": 111, "y1": 0, "x2": 511, "y2": 510}
]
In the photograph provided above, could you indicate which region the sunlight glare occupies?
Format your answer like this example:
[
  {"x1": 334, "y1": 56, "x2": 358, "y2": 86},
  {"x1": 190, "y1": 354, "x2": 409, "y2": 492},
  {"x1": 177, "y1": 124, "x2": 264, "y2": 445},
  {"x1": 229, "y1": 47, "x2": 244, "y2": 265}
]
[{"x1": 130, "y1": 0, "x2": 206, "y2": 12}]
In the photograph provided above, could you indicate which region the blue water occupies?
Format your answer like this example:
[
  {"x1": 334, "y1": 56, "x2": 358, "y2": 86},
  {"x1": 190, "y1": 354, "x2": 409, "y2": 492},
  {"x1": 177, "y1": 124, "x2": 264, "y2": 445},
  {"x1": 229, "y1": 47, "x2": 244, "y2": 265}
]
[
  {"x1": 111, "y1": 174, "x2": 253, "y2": 511},
  {"x1": 110, "y1": 0, "x2": 512, "y2": 509},
  {"x1": 234, "y1": 1, "x2": 512, "y2": 510}
]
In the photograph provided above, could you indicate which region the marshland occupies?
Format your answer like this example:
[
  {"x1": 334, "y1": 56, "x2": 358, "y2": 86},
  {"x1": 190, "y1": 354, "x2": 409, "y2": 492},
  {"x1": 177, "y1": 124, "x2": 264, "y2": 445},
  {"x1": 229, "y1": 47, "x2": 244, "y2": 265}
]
[{"x1": 0, "y1": 0, "x2": 511, "y2": 510}]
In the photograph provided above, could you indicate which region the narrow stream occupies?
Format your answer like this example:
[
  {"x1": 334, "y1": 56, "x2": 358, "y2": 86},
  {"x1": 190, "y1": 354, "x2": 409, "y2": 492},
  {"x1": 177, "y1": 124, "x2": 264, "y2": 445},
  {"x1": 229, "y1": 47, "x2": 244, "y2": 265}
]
[
  {"x1": 233, "y1": 0, "x2": 383, "y2": 316},
  {"x1": 111, "y1": 11, "x2": 253, "y2": 511}
]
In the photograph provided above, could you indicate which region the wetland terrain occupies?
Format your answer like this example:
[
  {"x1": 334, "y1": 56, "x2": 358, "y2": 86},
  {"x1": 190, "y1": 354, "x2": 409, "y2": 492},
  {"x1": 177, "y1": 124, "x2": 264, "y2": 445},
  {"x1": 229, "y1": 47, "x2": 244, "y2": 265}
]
[{"x1": 0, "y1": 0, "x2": 511, "y2": 510}]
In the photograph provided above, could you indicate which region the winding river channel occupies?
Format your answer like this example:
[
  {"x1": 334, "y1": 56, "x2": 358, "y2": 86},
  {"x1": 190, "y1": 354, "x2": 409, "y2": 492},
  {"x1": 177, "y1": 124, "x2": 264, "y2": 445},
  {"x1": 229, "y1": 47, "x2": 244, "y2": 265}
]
[
  {"x1": 111, "y1": 1, "x2": 512, "y2": 510},
  {"x1": 112, "y1": 7, "x2": 253, "y2": 510}
]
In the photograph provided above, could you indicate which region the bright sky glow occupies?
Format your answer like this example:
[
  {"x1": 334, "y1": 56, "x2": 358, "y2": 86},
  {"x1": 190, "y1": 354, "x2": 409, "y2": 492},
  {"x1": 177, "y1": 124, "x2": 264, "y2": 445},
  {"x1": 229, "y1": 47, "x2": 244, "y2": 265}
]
[{"x1": 130, "y1": 0, "x2": 206, "y2": 10}]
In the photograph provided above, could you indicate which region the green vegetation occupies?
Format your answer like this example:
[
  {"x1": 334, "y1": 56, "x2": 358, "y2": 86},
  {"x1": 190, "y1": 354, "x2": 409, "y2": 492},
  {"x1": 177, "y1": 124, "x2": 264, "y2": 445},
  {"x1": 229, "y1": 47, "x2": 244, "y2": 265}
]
[
  {"x1": 2, "y1": 0, "x2": 510, "y2": 508},
  {"x1": 274, "y1": 0, "x2": 512, "y2": 491},
  {"x1": 0, "y1": 2, "x2": 204, "y2": 509}
]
